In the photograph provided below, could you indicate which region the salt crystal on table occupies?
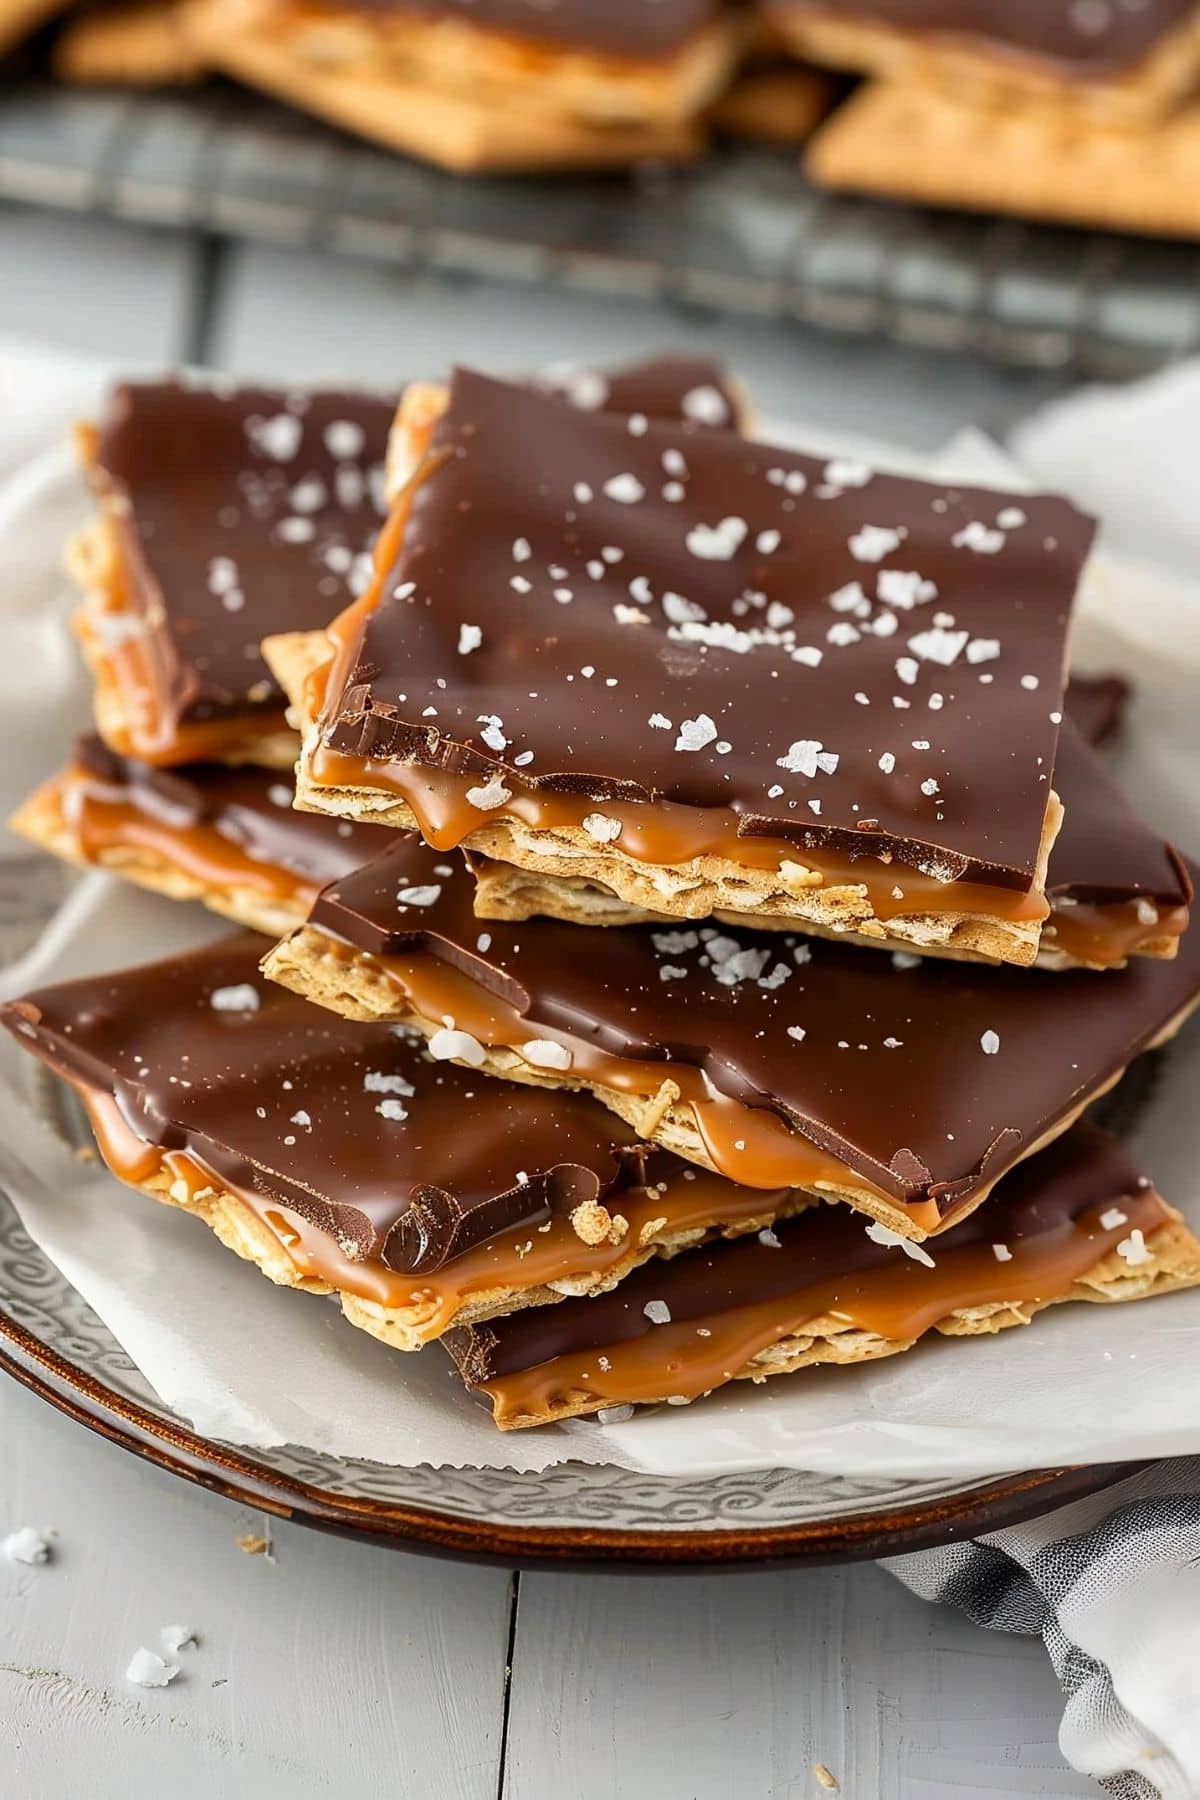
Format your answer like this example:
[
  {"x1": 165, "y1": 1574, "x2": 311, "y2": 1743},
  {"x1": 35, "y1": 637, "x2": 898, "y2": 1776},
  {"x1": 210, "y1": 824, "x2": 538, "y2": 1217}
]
[
  {"x1": 3, "y1": 1526, "x2": 54, "y2": 1564},
  {"x1": 126, "y1": 1648, "x2": 181, "y2": 1688}
]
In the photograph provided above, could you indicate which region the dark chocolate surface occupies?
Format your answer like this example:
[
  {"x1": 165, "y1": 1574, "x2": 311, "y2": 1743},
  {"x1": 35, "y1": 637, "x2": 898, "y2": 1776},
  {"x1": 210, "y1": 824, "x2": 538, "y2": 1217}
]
[
  {"x1": 73, "y1": 734, "x2": 393, "y2": 888},
  {"x1": 310, "y1": 832, "x2": 1200, "y2": 1215},
  {"x1": 766, "y1": 0, "x2": 1196, "y2": 76},
  {"x1": 326, "y1": 369, "x2": 1094, "y2": 891},
  {"x1": 530, "y1": 353, "x2": 740, "y2": 427},
  {"x1": 1049, "y1": 723, "x2": 1190, "y2": 910},
  {"x1": 93, "y1": 380, "x2": 397, "y2": 730},
  {"x1": 93, "y1": 357, "x2": 739, "y2": 740},
  {"x1": 1, "y1": 935, "x2": 650, "y2": 1273},
  {"x1": 446, "y1": 1122, "x2": 1152, "y2": 1382},
  {"x1": 1064, "y1": 672, "x2": 1131, "y2": 749},
  {"x1": 332, "y1": 0, "x2": 721, "y2": 57}
]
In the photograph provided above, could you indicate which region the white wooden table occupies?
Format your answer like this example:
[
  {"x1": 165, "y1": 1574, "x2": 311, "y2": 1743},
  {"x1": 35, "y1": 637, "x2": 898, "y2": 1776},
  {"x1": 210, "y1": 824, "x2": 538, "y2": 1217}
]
[{"x1": 0, "y1": 201, "x2": 1102, "y2": 1799}]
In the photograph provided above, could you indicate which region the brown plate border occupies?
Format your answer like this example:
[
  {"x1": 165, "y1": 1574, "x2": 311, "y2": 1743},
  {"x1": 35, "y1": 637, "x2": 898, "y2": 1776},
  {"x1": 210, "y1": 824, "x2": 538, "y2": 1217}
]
[{"x1": 0, "y1": 1306, "x2": 1140, "y2": 1572}]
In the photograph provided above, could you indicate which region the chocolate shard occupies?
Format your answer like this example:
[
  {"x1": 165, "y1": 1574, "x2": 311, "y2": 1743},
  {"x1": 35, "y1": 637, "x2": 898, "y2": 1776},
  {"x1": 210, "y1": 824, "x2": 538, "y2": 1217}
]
[
  {"x1": 322, "y1": 367, "x2": 1094, "y2": 891},
  {"x1": 0, "y1": 934, "x2": 650, "y2": 1275},
  {"x1": 443, "y1": 1120, "x2": 1176, "y2": 1414},
  {"x1": 303, "y1": 831, "x2": 1200, "y2": 1223}
]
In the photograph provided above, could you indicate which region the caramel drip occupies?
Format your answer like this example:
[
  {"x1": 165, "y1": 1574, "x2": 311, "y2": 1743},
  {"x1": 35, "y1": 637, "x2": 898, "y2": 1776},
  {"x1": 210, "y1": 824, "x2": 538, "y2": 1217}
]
[
  {"x1": 308, "y1": 743, "x2": 1050, "y2": 927},
  {"x1": 64, "y1": 773, "x2": 318, "y2": 910},
  {"x1": 480, "y1": 1186, "x2": 1172, "y2": 1425},
  {"x1": 1044, "y1": 898, "x2": 1190, "y2": 969},
  {"x1": 321, "y1": 935, "x2": 923, "y2": 1218},
  {"x1": 79, "y1": 1086, "x2": 798, "y2": 1342}
]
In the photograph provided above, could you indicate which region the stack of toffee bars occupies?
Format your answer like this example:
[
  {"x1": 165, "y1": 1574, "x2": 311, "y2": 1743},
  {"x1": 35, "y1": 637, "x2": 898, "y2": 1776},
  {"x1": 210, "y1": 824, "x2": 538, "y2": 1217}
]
[{"x1": 6, "y1": 357, "x2": 1200, "y2": 1433}]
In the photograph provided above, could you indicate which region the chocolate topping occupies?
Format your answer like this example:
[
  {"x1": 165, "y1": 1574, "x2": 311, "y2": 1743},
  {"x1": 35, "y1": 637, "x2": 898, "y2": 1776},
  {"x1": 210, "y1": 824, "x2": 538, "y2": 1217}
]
[
  {"x1": 329, "y1": 0, "x2": 722, "y2": 58},
  {"x1": 324, "y1": 369, "x2": 1094, "y2": 891},
  {"x1": 72, "y1": 734, "x2": 393, "y2": 889},
  {"x1": 766, "y1": 0, "x2": 1195, "y2": 77},
  {"x1": 1064, "y1": 673, "x2": 1131, "y2": 749},
  {"x1": 530, "y1": 354, "x2": 741, "y2": 428},
  {"x1": 445, "y1": 1122, "x2": 1162, "y2": 1388},
  {"x1": 1, "y1": 935, "x2": 653, "y2": 1273},
  {"x1": 88, "y1": 357, "x2": 739, "y2": 751},
  {"x1": 92, "y1": 380, "x2": 397, "y2": 732},
  {"x1": 308, "y1": 831, "x2": 1200, "y2": 1216}
]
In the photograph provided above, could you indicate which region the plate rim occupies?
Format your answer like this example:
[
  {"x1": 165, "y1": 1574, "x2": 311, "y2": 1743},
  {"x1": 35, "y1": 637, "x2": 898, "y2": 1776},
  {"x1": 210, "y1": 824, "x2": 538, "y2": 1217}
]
[{"x1": 0, "y1": 1304, "x2": 1141, "y2": 1571}]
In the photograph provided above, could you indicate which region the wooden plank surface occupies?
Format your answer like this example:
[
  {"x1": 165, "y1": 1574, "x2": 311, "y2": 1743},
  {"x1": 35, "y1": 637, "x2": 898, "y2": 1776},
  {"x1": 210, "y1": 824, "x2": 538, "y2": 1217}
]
[
  {"x1": 507, "y1": 1566, "x2": 1097, "y2": 1800},
  {"x1": 0, "y1": 207, "x2": 1097, "y2": 1799},
  {"x1": 0, "y1": 1377, "x2": 513, "y2": 1800}
]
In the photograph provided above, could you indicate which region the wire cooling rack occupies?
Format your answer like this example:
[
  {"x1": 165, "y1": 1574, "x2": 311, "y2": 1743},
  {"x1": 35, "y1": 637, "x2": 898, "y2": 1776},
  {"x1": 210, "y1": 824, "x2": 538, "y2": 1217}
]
[{"x1": 3, "y1": 80, "x2": 1200, "y2": 377}]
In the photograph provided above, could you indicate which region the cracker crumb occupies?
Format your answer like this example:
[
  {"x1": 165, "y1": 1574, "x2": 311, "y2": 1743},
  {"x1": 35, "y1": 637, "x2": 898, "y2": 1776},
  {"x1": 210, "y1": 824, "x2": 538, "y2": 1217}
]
[
  {"x1": 638, "y1": 1216, "x2": 669, "y2": 1246},
  {"x1": 570, "y1": 1201, "x2": 629, "y2": 1247}
]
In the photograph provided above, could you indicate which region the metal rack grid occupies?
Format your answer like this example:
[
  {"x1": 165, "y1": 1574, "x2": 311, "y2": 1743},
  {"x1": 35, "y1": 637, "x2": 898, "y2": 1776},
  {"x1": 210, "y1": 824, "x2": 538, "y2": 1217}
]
[{"x1": 3, "y1": 80, "x2": 1200, "y2": 377}]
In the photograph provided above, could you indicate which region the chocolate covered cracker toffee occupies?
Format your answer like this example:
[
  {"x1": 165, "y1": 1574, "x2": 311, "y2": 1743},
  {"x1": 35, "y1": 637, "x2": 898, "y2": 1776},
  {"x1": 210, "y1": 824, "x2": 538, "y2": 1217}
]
[
  {"x1": 186, "y1": 0, "x2": 738, "y2": 174},
  {"x1": 1038, "y1": 725, "x2": 1190, "y2": 970},
  {"x1": 264, "y1": 834, "x2": 1200, "y2": 1236},
  {"x1": 71, "y1": 379, "x2": 396, "y2": 766},
  {"x1": 1, "y1": 936, "x2": 820, "y2": 1350},
  {"x1": 475, "y1": 718, "x2": 1192, "y2": 971},
  {"x1": 12, "y1": 736, "x2": 394, "y2": 937},
  {"x1": 446, "y1": 1123, "x2": 1200, "y2": 1428},
  {"x1": 767, "y1": 0, "x2": 1200, "y2": 128},
  {"x1": 299, "y1": 369, "x2": 1093, "y2": 965},
  {"x1": 767, "y1": 0, "x2": 1198, "y2": 79},
  {"x1": 68, "y1": 359, "x2": 741, "y2": 771}
]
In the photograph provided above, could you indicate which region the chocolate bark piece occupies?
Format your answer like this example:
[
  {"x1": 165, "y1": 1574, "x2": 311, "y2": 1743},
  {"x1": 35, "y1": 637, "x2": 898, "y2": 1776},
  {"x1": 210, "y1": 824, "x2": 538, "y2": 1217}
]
[
  {"x1": 467, "y1": 717, "x2": 1192, "y2": 971},
  {"x1": 445, "y1": 1121, "x2": 1199, "y2": 1429},
  {"x1": 1064, "y1": 672, "x2": 1131, "y2": 749},
  {"x1": 314, "y1": 368, "x2": 1092, "y2": 922},
  {"x1": 73, "y1": 359, "x2": 741, "y2": 768},
  {"x1": 763, "y1": 0, "x2": 1197, "y2": 79},
  {"x1": 1, "y1": 936, "x2": 816, "y2": 1348},
  {"x1": 0, "y1": 934, "x2": 645, "y2": 1274},
  {"x1": 268, "y1": 832, "x2": 1200, "y2": 1234},
  {"x1": 1042, "y1": 723, "x2": 1191, "y2": 967},
  {"x1": 10, "y1": 736, "x2": 395, "y2": 939},
  {"x1": 74, "y1": 380, "x2": 397, "y2": 764}
]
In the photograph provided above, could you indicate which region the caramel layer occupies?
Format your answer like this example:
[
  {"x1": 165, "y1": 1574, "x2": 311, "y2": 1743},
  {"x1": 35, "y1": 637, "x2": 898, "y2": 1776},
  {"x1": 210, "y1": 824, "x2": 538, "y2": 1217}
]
[
  {"x1": 306, "y1": 931, "x2": 940, "y2": 1224},
  {"x1": 80, "y1": 1085, "x2": 798, "y2": 1342},
  {"x1": 309, "y1": 742, "x2": 1051, "y2": 926},
  {"x1": 68, "y1": 776, "x2": 318, "y2": 912},
  {"x1": 474, "y1": 1161, "x2": 1172, "y2": 1425},
  {"x1": 1044, "y1": 897, "x2": 1191, "y2": 969}
]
